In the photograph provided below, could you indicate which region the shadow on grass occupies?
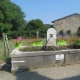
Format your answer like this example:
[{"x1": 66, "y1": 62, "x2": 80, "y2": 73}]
[{"x1": 0, "y1": 57, "x2": 11, "y2": 72}]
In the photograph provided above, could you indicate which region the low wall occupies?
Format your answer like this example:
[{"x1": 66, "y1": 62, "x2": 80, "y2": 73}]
[{"x1": 10, "y1": 47, "x2": 80, "y2": 71}]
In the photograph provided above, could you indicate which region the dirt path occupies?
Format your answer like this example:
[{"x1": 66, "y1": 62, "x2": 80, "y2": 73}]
[{"x1": 0, "y1": 64, "x2": 80, "y2": 80}]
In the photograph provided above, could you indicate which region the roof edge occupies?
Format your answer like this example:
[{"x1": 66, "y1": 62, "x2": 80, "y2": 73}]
[{"x1": 52, "y1": 13, "x2": 80, "y2": 23}]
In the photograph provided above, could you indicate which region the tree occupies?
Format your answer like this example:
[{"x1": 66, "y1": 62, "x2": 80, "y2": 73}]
[
  {"x1": 77, "y1": 26, "x2": 80, "y2": 36},
  {"x1": 26, "y1": 19, "x2": 47, "y2": 38},
  {"x1": 0, "y1": 0, "x2": 26, "y2": 38},
  {"x1": 49, "y1": 24, "x2": 55, "y2": 28}
]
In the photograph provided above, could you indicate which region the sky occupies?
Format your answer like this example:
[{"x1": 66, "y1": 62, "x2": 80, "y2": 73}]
[{"x1": 11, "y1": 0, "x2": 80, "y2": 24}]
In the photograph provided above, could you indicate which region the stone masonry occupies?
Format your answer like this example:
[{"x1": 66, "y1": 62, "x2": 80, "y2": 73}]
[{"x1": 52, "y1": 13, "x2": 80, "y2": 34}]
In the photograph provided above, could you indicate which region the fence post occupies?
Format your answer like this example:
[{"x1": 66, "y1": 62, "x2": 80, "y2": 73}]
[
  {"x1": 36, "y1": 31, "x2": 39, "y2": 39},
  {"x1": 2, "y1": 33, "x2": 7, "y2": 56},
  {"x1": 5, "y1": 35, "x2": 10, "y2": 55}
]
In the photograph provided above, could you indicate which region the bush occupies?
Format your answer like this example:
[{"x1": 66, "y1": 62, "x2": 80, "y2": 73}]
[{"x1": 77, "y1": 26, "x2": 80, "y2": 36}]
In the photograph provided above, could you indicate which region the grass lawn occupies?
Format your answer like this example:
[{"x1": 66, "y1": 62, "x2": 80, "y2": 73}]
[
  {"x1": 0, "y1": 40, "x2": 15, "y2": 60},
  {"x1": 0, "y1": 38, "x2": 46, "y2": 60}
]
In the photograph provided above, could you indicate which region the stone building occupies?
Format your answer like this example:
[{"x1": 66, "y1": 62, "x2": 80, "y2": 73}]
[{"x1": 52, "y1": 13, "x2": 80, "y2": 35}]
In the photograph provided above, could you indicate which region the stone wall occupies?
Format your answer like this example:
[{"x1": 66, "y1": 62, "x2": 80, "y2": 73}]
[
  {"x1": 11, "y1": 48, "x2": 80, "y2": 71},
  {"x1": 53, "y1": 13, "x2": 80, "y2": 34}
]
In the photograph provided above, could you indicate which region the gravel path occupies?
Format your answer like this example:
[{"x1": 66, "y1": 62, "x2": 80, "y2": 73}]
[{"x1": 0, "y1": 64, "x2": 80, "y2": 80}]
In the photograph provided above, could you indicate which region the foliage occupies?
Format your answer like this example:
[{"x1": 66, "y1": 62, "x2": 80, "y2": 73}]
[
  {"x1": 0, "y1": 0, "x2": 26, "y2": 38},
  {"x1": 26, "y1": 19, "x2": 45, "y2": 30},
  {"x1": 12, "y1": 36, "x2": 23, "y2": 48},
  {"x1": 57, "y1": 36, "x2": 69, "y2": 42},
  {"x1": 69, "y1": 36, "x2": 80, "y2": 45},
  {"x1": 56, "y1": 36, "x2": 70, "y2": 46},
  {"x1": 49, "y1": 24, "x2": 55, "y2": 28},
  {"x1": 32, "y1": 38, "x2": 42, "y2": 43},
  {"x1": 26, "y1": 38, "x2": 42, "y2": 46},
  {"x1": 25, "y1": 19, "x2": 47, "y2": 38},
  {"x1": 77, "y1": 26, "x2": 80, "y2": 36},
  {"x1": 44, "y1": 24, "x2": 50, "y2": 28},
  {"x1": 57, "y1": 36, "x2": 80, "y2": 46}
]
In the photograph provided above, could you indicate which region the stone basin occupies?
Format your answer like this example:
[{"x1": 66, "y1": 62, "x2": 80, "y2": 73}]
[{"x1": 10, "y1": 46, "x2": 80, "y2": 72}]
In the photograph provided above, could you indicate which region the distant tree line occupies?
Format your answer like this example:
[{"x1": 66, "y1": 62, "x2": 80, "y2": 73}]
[{"x1": 25, "y1": 19, "x2": 47, "y2": 38}]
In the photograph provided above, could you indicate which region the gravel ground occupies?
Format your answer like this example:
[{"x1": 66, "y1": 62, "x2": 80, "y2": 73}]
[{"x1": 0, "y1": 64, "x2": 80, "y2": 80}]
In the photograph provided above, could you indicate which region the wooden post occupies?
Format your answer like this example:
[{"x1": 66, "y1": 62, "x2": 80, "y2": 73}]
[
  {"x1": 36, "y1": 31, "x2": 39, "y2": 39},
  {"x1": 5, "y1": 35, "x2": 10, "y2": 55},
  {"x1": 2, "y1": 33, "x2": 7, "y2": 56}
]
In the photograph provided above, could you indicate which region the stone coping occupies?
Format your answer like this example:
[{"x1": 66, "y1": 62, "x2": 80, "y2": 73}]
[{"x1": 10, "y1": 46, "x2": 80, "y2": 57}]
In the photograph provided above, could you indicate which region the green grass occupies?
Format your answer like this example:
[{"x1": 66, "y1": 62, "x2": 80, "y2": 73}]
[
  {"x1": 42, "y1": 38, "x2": 46, "y2": 45},
  {"x1": 0, "y1": 40, "x2": 15, "y2": 60}
]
